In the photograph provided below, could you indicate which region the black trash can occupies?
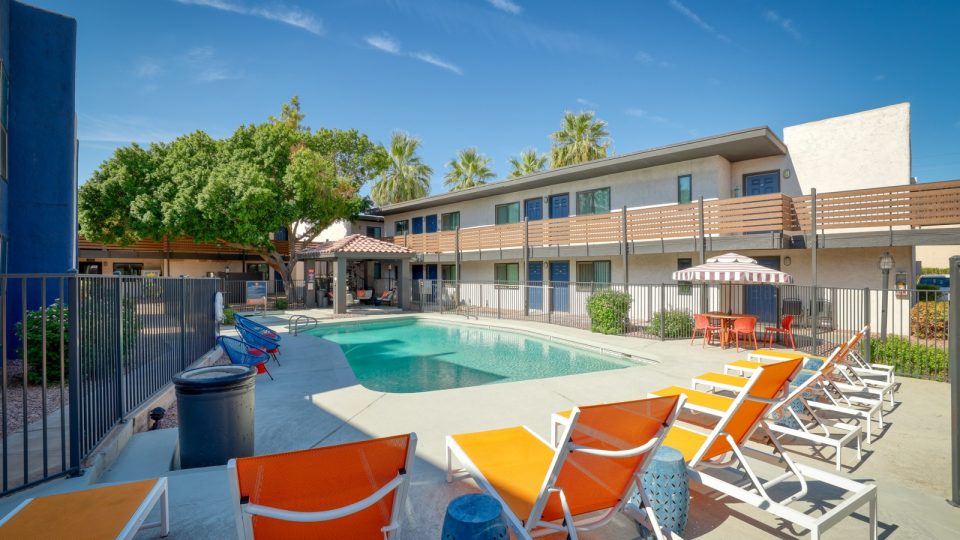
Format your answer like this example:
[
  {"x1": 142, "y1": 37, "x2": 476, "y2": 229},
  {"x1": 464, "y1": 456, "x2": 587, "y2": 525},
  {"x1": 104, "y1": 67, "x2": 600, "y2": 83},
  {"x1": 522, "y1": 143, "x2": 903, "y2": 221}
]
[{"x1": 174, "y1": 365, "x2": 256, "y2": 469}]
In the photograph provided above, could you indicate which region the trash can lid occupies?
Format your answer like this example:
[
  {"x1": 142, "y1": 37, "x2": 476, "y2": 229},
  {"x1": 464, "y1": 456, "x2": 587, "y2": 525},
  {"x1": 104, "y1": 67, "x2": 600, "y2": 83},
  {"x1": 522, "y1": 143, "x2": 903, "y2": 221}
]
[{"x1": 174, "y1": 365, "x2": 257, "y2": 392}]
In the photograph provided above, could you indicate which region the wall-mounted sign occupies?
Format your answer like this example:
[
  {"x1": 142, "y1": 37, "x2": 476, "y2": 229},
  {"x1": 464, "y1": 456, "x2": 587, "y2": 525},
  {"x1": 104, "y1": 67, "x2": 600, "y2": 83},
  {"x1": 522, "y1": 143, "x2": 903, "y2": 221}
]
[{"x1": 245, "y1": 280, "x2": 267, "y2": 305}]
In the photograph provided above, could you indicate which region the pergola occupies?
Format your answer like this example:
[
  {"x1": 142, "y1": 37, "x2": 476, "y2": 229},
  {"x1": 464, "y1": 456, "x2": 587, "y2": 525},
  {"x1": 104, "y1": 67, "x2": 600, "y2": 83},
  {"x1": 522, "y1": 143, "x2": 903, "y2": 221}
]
[{"x1": 297, "y1": 234, "x2": 416, "y2": 314}]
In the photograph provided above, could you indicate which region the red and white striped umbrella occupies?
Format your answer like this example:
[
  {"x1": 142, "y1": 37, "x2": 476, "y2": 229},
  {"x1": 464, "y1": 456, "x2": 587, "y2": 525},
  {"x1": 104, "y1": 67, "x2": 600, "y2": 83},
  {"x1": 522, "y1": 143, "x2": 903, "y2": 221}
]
[{"x1": 672, "y1": 253, "x2": 793, "y2": 284}]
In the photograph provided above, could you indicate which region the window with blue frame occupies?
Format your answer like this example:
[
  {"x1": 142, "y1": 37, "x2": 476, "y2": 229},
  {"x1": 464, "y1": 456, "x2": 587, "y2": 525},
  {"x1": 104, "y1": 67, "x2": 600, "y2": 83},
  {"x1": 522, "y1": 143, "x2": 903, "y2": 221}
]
[
  {"x1": 412, "y1": 216, "x2": 424, "y2": 234},
  {"x1": 425, "y1": 214, "x2": 438, "y2": 233}
]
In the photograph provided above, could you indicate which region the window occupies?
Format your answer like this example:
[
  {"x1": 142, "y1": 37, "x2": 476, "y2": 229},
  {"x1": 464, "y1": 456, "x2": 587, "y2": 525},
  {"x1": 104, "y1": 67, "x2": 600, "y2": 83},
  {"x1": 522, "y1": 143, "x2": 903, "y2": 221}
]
[
  {"x1": 576, "y1": 188, "x2": 610, "y2": 215},
  {"x1": 78, "y1": 261, "x2": 103, "y2": 275},
  {"x1": 576, "y1": 261, "x2": 611, "y2": 290},
  {"x1": 677, "y1": 258, "x2": 693, "y2": 295},
  {"x1": 395, "y1": 220, "x2": 409, "y2": 236},
  {"x1": 441, "y1": 211, "x2": 460, "y2": 231},
  {"x1": 274, "y1": 228, "x2": 289, "y2": 241},
  {"x1": 678, "y1": 175, "x2": 692, "y2": 204},
  {"x1": 412, "y1": 216, "x2": 424, "y2": 234},
  {"x1": 425, "y1": 214, "x2": 438, "y2": 233},
  {"x1": 494, "y1": 263, "x2": 520, "y2": 287},
  {"x1": 373, "y1": 262, "x2": 382, "y2": 279},
  {"x1": 246, "y1": 263, "x2": 269, "y2": 280},
  {"x1": 441, "y1": 264, "x2": 457, "y2": 281},
  {"x1": 113, "y1": 263, "x2": 144, "y2": 276},
  {"x1": 495, "y1": 202, "x2": 521, "y2": 225},
  {"x1": 366, "y1": 226, "x2": 382, "y2": 239}
]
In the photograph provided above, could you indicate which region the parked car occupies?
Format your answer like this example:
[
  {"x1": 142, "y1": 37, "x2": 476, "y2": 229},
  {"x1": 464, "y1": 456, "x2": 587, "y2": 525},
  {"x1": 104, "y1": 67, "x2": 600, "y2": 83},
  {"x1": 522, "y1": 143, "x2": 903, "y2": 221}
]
[{"x1": 917, "y1": 274, "x2": 950, "y2": 301}]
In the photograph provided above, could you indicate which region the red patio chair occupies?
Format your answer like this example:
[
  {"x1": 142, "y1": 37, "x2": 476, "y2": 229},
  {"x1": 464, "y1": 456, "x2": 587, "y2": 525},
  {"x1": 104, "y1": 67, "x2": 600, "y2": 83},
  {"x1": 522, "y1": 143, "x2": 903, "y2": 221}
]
[
  {"x1": 764, "y1": 314, "x2": 796, "y2": 349},
  {"x1": 691, "y1": 314, "x2": 721, "y2": 347},
  {"x1": 730, "y1": 316, "x2": 759, "y2": 352}
]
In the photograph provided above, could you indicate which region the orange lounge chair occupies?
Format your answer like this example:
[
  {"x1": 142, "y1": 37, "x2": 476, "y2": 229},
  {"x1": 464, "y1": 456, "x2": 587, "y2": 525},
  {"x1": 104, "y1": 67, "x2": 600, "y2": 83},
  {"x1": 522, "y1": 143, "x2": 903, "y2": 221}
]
[
  {"x1": 228, "y1": 434, "x2": 416, "y2": 539},
  {"x1": 0, "y1": 477, "x2": 169, "y2": 539},
  {"x1": 446, "y1": 396, "x2": 683, "y2": 539}
]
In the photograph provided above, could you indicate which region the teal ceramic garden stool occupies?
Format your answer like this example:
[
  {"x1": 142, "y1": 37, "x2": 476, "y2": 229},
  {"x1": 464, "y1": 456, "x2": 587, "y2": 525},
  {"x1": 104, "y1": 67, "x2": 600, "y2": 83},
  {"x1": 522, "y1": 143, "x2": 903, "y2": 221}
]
[
  {"x1": 637, "y1": 445, "x2": 689, "y2": 539},
  {"x1": 441, "y1": 493, "x2": 508, "y2": 539}
]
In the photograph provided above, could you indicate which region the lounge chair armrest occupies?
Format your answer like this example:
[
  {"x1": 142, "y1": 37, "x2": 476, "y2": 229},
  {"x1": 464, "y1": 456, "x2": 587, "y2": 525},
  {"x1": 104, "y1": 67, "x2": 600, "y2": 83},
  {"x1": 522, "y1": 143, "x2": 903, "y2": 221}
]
[
  {"x1": 569, "y1": 435, "x2": 660, "y2": 458},
  {"x1": 241, "y1": 473, "x2": 405, "y2": 523}
]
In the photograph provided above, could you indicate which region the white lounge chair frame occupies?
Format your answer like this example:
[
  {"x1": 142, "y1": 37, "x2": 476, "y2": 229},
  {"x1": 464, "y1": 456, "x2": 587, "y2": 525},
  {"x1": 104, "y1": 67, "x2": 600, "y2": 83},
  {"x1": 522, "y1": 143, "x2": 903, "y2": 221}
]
[
  {"x1": 0, "y1": 477, "x2": 170, "y2": 539},
  {"x1": 227, "y1": 434, "x2": 417, "y2": 540},
  {"x1": 446, "y1": 398, "x2": 685, "y2": 540},
  {"x1": 845, "y1": 349, "x2": 896, "y2": 385}
]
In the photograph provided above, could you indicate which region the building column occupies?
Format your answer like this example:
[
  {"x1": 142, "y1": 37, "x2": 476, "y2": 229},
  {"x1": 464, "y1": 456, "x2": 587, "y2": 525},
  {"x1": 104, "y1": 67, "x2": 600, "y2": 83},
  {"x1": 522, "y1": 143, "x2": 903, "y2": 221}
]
[
  {"x1": 399, "y1": 259, "x2": 412, "y2": 310},
  {"x1": 334, "y1": 255, "x2": 347, "y2": 314}
]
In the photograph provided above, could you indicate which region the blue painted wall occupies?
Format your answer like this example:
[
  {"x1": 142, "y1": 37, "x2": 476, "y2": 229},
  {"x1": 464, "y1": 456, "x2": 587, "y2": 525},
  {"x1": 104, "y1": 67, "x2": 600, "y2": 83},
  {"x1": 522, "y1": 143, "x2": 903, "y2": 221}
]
[{"x1": 1, "y1": 0, "x2": 78, "y2": 356}]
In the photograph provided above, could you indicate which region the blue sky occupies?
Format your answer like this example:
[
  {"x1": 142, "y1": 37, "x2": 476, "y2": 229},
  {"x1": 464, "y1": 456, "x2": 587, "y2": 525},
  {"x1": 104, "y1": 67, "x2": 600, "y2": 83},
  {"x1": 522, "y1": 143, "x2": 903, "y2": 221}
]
[{"x1": 31, "y1": 0, "x2": 960, "y2": 195}]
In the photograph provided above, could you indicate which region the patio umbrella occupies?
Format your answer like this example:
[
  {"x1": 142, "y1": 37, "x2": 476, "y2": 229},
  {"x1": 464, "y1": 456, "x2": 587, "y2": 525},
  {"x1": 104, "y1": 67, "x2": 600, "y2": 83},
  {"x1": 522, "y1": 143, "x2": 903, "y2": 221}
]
[{"x1": 672, "y1": 252, "x2": 794, "y2": 314}]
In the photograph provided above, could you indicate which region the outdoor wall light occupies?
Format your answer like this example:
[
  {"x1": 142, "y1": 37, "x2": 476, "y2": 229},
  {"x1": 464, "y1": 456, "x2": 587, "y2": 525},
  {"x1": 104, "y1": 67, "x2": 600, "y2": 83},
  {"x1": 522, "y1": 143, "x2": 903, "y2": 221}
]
[
  {"x1": 783, "y1": 256, "x2": 792, "y2": 266},
  {"x1": 783, "y1": 169, "x2": 792, "y2": 179},
  {"x1": 878, "y1": 252, "x2": 895, "y2": 271}
]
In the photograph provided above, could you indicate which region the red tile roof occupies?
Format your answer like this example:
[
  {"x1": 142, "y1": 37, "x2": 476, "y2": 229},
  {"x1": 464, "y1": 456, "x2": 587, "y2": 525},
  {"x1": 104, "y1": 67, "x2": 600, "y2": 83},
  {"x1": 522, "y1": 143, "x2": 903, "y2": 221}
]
[{"x1": 297, "y1": 234, "x2": 413, "y2": 256}]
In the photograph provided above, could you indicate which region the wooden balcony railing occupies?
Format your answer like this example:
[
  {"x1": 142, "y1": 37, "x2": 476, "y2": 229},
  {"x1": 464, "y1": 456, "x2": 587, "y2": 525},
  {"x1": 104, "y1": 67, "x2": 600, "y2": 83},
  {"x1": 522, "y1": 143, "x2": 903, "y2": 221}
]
[{"x1": 385, "y1": 179, "x2": 960, "y2": 254}]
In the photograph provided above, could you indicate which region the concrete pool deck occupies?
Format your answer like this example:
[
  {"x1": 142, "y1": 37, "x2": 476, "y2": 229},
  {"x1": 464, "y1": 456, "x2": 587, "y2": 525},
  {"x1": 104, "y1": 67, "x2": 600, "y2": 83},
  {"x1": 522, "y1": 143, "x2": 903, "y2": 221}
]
[{"x1": 1, "y1": 312, "x2": 957, "y2": 538}]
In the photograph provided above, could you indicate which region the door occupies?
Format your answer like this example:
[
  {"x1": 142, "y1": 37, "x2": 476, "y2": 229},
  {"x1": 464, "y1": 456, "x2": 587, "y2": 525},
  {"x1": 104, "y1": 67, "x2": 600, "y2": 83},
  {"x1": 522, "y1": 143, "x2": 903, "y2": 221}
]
[
  {"x1": 425, "y1": 215, "x2": 438, "y2": 233},
  {"x1": 549, "y1": 194, "x2": 569, "y2": 219},
  {"x1": 549, "y1": 261, "x2": 570, "y2": 313},
  {"x1": 412, "y1": 217, "x2": 424, "y2": 234},
  {"x1": 528, "y1": 262, "x2": 543, "y2": 310},
  {"x1": 744, "y1": 256, "x2": 780, "y2": 324},
  {"x1": 525, "y1": 198, "x2": 543, "y2": 221},
  {"x1": 426, "y1": 264, "x2": 438, "y2": 301},
  {"x1": 743, "y1": 171, "x2": 780, "y2": 196}
]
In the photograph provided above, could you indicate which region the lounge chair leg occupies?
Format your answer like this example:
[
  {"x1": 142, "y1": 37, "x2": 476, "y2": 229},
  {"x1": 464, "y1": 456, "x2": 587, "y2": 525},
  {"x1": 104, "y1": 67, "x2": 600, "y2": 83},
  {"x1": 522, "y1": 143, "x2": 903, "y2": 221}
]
[
  {"x1": 870, "y1": 495, "x2": 878, "y2": 539},
  {"x1": 445, "y1": 445, "x2": 453, "y2": 483},
  {"x1": 160, "y1": 483, "x2": 170, "y2": 537}
]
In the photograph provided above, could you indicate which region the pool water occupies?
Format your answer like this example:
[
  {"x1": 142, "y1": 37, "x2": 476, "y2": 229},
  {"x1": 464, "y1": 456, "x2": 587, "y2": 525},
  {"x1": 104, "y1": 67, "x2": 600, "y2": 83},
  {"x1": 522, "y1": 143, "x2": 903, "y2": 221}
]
[{"x1": 309, "y1": 319, "x2": 637, "y2": 393}]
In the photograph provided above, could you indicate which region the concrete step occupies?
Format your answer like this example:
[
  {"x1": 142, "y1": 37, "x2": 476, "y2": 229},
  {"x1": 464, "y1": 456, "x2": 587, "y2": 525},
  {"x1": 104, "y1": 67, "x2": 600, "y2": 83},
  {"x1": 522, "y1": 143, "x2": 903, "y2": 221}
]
[{"x1": 98, "y1": 428, "x2": 178, "y2": 484}]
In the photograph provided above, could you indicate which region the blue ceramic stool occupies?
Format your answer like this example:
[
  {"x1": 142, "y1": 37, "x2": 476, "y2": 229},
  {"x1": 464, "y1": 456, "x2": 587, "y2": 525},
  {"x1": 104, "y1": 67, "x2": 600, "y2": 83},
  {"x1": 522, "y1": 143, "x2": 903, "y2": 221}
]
[
  {"x1": 636, "y1": 446, "x2": 689, "y2": 539},
  {"x1": 441, "y1": 493, "x2": 508, "y2": 539}
]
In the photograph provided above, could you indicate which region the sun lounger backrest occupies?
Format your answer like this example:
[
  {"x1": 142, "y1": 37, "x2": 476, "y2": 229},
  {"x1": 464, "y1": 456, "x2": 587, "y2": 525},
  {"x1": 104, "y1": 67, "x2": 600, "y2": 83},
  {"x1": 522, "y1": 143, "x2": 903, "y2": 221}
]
[
  {"x1": 233, "y1": 434, "x2": 412, "y2": 538},
  {"x1": 545, "y1": 396, "x2": 680, "y2": 519}
]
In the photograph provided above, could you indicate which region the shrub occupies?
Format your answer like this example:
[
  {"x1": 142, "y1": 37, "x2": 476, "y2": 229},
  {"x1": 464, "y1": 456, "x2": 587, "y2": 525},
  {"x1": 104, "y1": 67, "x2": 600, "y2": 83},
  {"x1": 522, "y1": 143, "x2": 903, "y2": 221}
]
[
  {"x1": 273, "y1": 298, "x2": 289, "y2": 310},
  {"x1": 585, "y1": 289, "x2": 631, "y2": 335},
  {"x1": 222, "y1": 306, "x2": 236, "y2": 325},
  {"x1": 870, "y1": 336, "x2": 948, "y2": 381},
  {"x1": 14, "y1": 301, "x2": 68, "y2": 384},
  {"x1": 920, "y1": 267, "x2": 949, "y2": 275},
  {"x1": 647, "y1": 309, "x2": 693, "y2": 339},
  {"x1": 910, "y1": 301, "x2": 948, "y2": 339}
]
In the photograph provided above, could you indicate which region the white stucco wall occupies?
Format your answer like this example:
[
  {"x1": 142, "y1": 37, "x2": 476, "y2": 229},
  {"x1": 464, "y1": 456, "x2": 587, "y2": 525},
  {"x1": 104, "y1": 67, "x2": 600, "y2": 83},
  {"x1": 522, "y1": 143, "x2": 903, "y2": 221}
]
[{"x1": 916, "y1": 246, "x2": 960, "y2": 269}]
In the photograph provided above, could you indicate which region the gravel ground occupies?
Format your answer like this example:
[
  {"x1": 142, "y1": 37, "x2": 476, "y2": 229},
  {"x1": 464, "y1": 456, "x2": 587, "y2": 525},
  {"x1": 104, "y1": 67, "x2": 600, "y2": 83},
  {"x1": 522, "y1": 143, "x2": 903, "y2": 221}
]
[{"x1": 2, "y1": 363, "x2": 68, "y2": 435}]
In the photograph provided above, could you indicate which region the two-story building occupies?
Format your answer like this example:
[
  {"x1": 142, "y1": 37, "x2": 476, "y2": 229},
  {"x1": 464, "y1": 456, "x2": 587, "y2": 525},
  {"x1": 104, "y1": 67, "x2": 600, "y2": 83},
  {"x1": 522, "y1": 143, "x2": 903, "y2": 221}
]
[{"x1": 377, "y1": 103, "x2": 960, "y2": 321}]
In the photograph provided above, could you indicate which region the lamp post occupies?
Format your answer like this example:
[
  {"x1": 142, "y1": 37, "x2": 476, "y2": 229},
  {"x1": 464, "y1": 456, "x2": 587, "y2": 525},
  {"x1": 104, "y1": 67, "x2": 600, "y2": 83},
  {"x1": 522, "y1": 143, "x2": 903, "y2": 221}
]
[{"x1": 878, "y1": 252, "x2": 895, "y2": 341}]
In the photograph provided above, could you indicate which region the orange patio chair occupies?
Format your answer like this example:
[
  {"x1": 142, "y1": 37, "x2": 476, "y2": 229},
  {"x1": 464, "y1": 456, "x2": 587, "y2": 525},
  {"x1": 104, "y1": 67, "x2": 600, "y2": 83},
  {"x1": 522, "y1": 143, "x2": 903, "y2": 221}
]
[
  {"x1": 228, "y1": 433, "x2": 417, "y2": 539},
  {"x1": 729, "y1": 315, "x2": 759, "y2": 351},
  {"x1": 691, "y1": 313, "x2": 721, "y2": 347},
  {"x1": 446, "y1": 396, "x2": 684, "y2": 539},
  {"x1": 763, "y1": 314, "x2": 796, "y2": 348}
]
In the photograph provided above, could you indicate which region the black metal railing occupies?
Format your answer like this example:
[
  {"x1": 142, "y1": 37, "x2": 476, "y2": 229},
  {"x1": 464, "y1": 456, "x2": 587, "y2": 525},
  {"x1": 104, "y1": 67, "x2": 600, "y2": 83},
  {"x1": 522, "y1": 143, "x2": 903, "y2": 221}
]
[
  {"x1": 220, "y1": 279, "x2": 309, "y2": 312},
  {"x1": 409, "y1": 280, "x2": 950, "y2": 381},
  {"x1": 1, "y1": 274, "x2": 218, "y2": 496}
]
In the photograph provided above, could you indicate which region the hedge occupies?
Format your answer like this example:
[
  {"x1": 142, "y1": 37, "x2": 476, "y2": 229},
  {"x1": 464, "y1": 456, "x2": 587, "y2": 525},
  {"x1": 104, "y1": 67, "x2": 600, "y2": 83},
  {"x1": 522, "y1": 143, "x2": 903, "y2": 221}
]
[
  {"x1": 647, "y1": 310, "x2": 693, "y2": 339},
  {"x1": 870, "y1": 336, "x2": 948, "y2": 381},
  {"x1": 585, "y1": 289, "x2": 631, "y2": 335}
]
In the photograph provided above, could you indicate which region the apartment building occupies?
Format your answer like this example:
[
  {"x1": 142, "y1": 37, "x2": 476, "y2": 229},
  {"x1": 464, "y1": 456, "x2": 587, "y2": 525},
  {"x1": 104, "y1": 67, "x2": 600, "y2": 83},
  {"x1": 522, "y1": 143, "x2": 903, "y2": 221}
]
[{"x1": 378, "y1": 103, "x2": 960, "y2": 319}]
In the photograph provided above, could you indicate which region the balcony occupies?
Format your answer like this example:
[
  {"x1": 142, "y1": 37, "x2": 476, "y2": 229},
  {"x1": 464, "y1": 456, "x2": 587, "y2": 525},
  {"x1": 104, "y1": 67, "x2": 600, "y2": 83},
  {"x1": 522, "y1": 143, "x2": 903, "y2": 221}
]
[{"x1": 385, "y1": 179, "x2": 960, "y2": 258}]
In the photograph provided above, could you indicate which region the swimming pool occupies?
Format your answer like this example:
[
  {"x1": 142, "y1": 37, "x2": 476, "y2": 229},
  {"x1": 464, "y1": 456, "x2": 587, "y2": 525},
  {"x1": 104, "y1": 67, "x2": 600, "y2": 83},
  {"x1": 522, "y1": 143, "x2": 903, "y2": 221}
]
[{"x1": 309, "y1": 319, "x2": 640, "y2": 393}]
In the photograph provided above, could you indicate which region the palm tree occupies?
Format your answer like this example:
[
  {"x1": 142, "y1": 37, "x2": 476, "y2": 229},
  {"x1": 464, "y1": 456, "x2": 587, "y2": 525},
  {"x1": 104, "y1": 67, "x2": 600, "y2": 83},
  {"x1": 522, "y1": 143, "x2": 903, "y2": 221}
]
[
  {"x1": 370, "y1": 132, "x2": 433, "y2": 206},
  {"x1": 508, "y1": 149, "x2": 547, "y2": 178},
  {"x1": 549, "y1": 111, "x2": 610, "y2": 168},
  {"x1": 444, "y1": 148, "x2": 495, "y2": 191}
]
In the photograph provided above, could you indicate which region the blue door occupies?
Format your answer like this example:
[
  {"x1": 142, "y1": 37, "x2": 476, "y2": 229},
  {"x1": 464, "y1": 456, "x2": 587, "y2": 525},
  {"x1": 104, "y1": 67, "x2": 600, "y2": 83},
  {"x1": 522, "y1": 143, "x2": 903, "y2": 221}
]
[
  {"x1": 425, "y1": 215, "x2": 438, "y2": 233},
  {"x1": 744, "y1": 256, "x2": 780, "y2": 324},
  {"x1": 412, "y1": 217, "x2": 424, "y2": 234},
  {"x1": 549, "y1": 261, "x2": 570, "y2": 312},
  {"x1": 528, "y1": 262, "x2": 543, "y2": 310},
  {"x1": 549, "y1": 194, "x2": 569, "y2": 219},
  {"x1": 743, "y1": 172, "x2": 780, "y2": 196},
  {"x1": 525, "y1": 198, "x2": 543, "y2": 221},
  {"x1": 426, "y1": 264, "x2": 438, "y2": 300},
  {"x1": 426, "y1": 264, "x2": 438, "y2": 280},
  {"x1": 412, "y1": 265, "x2": 423, "y2": 280}
]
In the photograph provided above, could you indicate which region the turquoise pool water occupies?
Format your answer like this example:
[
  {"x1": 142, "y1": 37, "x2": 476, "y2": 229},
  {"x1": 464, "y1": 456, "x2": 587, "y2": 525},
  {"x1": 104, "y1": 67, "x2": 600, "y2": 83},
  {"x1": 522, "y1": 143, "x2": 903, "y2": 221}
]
[{"x1": 309, "y1": 319, "x2": 636, "y2": 393}]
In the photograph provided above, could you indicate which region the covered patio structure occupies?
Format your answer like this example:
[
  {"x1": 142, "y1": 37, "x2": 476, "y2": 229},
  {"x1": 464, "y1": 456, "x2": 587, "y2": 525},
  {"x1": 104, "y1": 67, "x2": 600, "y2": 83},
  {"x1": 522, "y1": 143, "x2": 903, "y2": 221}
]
[{"x1": 297, "y1": 234, "x2": 416, "y2": 314}]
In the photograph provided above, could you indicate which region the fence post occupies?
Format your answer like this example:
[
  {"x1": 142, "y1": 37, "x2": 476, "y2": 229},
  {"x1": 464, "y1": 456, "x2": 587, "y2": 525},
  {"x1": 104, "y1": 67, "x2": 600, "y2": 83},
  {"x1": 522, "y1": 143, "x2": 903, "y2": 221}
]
[
  {"x1": 67, "y1": 274, "x2": 81, "y2": 472},
  {"x1": 419, "y1": 280, "x2": 424, "y2": 312},
  {"x1": 659, "y1": 284, "x2": 666, "y2": 341},
  {"x1": 180, "y1": 277, "x2": 187, "y2": 369},
  {"x1": 810, "y1": 188, "x2": 819, "y2": 351},
  {"x1": 862, "y1": 288, "x2": 872, "y2": 360},
  {"x1": 115, "y1": 276, "x2": 126, "y2": 418},
  {"x1": 948, "y1": 255, "x2": 959, "y2": 506},
  {"x1": 497, "y1": 286, "x2": 502, "y2": 319}
]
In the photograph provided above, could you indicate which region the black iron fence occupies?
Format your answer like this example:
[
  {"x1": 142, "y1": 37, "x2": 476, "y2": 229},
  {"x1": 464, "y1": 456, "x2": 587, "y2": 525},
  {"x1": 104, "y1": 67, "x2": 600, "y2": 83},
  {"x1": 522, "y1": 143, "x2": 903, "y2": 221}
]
[
  {"x1": 220, "y1": 279, "x2": 310, "y2": 312},
  {"x1": 1, "y1": 274, "x2": 218, "y2": 496},
  {"x1": 410, "y1": 280, "x2": 950, "y2": 380}
]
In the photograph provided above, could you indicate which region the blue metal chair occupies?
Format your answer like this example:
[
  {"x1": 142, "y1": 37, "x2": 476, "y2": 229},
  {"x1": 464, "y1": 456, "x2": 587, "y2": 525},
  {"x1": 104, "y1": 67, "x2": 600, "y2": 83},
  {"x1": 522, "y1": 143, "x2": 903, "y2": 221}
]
[
  {"x1": 235, "y1": 315, "x2": 281, "y2": 342},
  {"x1": 236, "y1": 324, "x2": 281, "y2": 366},
  {"x1": 218, "y1": 336, "x2": 273, "y2": 380}
]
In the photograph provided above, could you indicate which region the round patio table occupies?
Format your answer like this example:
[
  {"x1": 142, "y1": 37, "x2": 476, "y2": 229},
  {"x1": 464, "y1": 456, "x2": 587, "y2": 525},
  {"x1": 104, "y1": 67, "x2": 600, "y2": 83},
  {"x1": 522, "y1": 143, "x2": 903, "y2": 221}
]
[{"x1": 703, "y1": 312, "x2": 746, "y2": 348}]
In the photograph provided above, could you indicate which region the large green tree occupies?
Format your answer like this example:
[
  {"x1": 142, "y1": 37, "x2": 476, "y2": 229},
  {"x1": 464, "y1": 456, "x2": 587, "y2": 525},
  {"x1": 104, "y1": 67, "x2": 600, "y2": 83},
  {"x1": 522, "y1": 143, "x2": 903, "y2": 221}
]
[
  {"x1": 370, "y1": 132, "x2": 433, "y2": 205},
  {"x1": 79, "y1": 99, "x2": 388, "y2": 295},
  {"x1": 444, "y1": 148, "x2": 495, "y2": 191},
  {"x1": 549, "y1": 111, "x2": 610, "y2": 168},
  {"x1": 508, "y1": 149, "x2": 547, "y2": 178}
]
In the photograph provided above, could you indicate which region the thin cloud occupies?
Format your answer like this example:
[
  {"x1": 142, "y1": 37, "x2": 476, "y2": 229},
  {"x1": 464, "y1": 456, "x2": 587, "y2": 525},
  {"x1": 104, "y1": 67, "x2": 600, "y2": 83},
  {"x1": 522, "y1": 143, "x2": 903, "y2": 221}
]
[
  {"x1": 625, "y1": 107, "x2": 683, "y2": 129},
  {"x1": 175, "y1": 0, "x2": 324, "y2": 35},
  {"x1": 79, "y1": 113, "x2": 183, "y2": 144},
  {"x1": 635, "y1": 50, "x2": 672, "y2": 67},
  {"x1": 763, "y1": 9, "x2": 802, "y2": 40},
  {"x1": 365, "y1": 34, "x2": 401, "y2": 54},
  {"x1": 668, "y1": 0, "x2": 730, "y2": 43},
  {"x1": 488, "y1": 0, "x2": 522, "y2": 15},
  {"x1": 135, "y1": 58, "x2": 164, "y2": 79},
  {"x1": 412, "y1": 52, "x2": 463, "y2": 75},
  {"x1": 184, "y1": 46, "x2": 242, "y2": 83},
  {"x1": 873, "y1": 74, "x2": 886, "y2": 82},
  {"x1": 576, "y1": 98, "x2": 598, "y2": 109}
]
